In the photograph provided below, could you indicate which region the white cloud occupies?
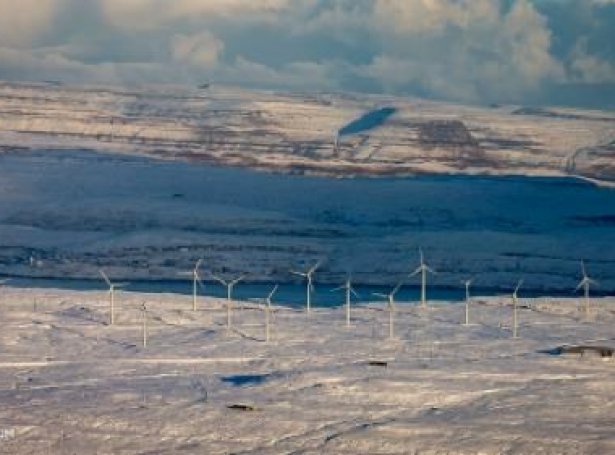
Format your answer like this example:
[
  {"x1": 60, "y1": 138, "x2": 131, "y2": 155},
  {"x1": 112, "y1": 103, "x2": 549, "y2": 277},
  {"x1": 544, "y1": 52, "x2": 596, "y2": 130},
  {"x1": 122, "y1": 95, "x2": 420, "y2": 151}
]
[
  {"x1": 0, "y1": 0, "x2": 612, "y2": 108},
  {"x1": 100, "y1": 0, "x2": 293, "y2": 29},
  {"x1": 570, "y1": 39, "x2": 615, "y2": 83},
  {"x1": 361, "y1": 0, "x2": 564, "y2": 102},
  {"x1": 0, "y1": 0, "x2": 63, "y2": 47},
  {"x1": 172, "y1": 31, "x2": 224, "y2": 70},
  {"x1": 374, "y1": 0, "x2": 499, "y2": 34}
]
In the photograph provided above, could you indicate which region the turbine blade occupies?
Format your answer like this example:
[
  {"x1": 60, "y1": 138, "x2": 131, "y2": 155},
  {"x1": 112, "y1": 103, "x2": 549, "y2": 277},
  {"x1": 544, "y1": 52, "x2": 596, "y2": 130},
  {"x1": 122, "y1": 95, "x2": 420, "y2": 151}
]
[
  {"x1": 514, "y1": 279, "x2": 523, "y2": 294},
  {"x1": 350, "y1": 288, "x2": 360, "y2": 298},
  {"x1": 231, "y1": 275, "x2": 246, "y2": 285},
  {"x1": 290, "y1": 271, "x2": 307, "y2": 278},
  {"x1": 99, "y1": 270, "x2": 112, "y2": 287},
  {"x1": 372, "y1": 293, "x2": 388, "y2": 299},
  {"x1": 195, "y1": 258, "x2": 203, "y2": 270},
  {"x1": 330, "y1": 285, "x2": 344, "y2": 292},
  {"x1": 309, "y1": 259, "x2": 323, "y2": 274},
  {"x1": 580, "y1": 260, "x2": 587, "y2": 277},
  {"x1": 410, "y1": 267, "x2": 422, "y2": 277},
  {"x1": 196, "y1": 276, "x2": 206, "y2": 289},
  {"x1": 209, "y1": 274, "x2": 227, "y2": 286},
  {"x1": 268, "y1": 284, "x2": 279, "y2": 300},
  {"x1": 426, "y1": 266, "x2": 436, "y2": 274},
  {"x1": 392, "y1": 280, "x2": 404, "y2": 295}
]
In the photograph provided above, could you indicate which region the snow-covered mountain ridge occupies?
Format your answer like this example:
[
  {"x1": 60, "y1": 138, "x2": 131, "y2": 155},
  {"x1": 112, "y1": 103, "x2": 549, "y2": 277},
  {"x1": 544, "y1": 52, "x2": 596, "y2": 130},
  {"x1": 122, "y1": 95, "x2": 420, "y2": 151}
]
[{"x1": 1, "y1": 81, "x2": 614, "y2": 182}]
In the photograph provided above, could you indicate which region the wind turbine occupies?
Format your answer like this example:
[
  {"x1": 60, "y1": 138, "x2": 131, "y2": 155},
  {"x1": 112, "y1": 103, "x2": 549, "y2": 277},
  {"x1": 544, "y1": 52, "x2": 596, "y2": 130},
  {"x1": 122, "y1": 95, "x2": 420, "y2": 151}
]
[
  {"x1": 332, "y1": 276, "x2": 359, "y2": 327},
  {"x1": 410, "y1": 248, "x2": 435, "y2": 308},
  {"x1": 141, "y1": 302, "x2": 148, "y2": 348},
  {"x1": 291, "y1": 260, "x2": 322, "y2": 314},
  {"x1": 373, "y1": 281, "x2": 404, "y2": 339},
  {"x1": 100, "y1": 270, "x2": 127, "y2": 325},
  {"x1": 511, "y1": 280, "x2": 523, "y2": 338},
  {"x1": 250, "y1": 285, "x2": 279, "y2": 342},
  {"x1": 462, "y1": 278, "x2": 474, "y2": 326},
  {"x1": 264, "y1": 285, "x2": 279, "y2": 342},
  {"x1": 211, "y1": 274, "x2": 245, "y2": 330},
  {"x1": 576, "y1": 260, "x2": 597, "y2": 320},
  {"x1": 178, "y1": 259, "x2": 204, "y2": 311}
]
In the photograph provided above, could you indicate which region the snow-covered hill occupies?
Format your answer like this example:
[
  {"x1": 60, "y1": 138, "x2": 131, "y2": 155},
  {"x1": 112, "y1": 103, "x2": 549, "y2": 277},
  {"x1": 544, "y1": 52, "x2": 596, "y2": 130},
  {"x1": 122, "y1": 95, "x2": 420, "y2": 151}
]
[
  {"x1": 1, "y1": 81, "x2": 614, "y2": 182},
  {"x1": 0, "y1": 287, "x2": 613, "y2": 453}
]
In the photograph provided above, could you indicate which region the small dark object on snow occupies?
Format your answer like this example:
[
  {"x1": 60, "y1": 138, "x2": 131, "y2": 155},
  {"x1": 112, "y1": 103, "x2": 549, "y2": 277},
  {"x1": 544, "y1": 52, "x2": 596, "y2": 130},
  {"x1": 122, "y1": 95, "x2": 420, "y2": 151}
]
[
  {"x1": 540, "y1": 345, "x2": 614, "y2": 358},
  {"x1": 368, "y1": 360, "x2": 388, "y2": 367},
  {"x1": 227, "y1": 404, "x2": 259, "y2": 412}
]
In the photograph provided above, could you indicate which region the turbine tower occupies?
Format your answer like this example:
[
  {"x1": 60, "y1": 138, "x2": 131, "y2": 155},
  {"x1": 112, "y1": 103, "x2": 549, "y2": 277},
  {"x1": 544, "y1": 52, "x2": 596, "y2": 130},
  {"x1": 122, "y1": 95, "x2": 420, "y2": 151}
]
[
  {"x1": 332, "y1": 276, "x2": 359, "y2": 327},
  {"x1": 291, "y1": 260, "x2": 322, "y2": 314},
  {"x1": 576, "y1": 260, "x2": 597, "y2": 320},
  {"x1": 512, "y1": 280, "x2": 523, "y2": 338},
  {"x1": 462, "y1": 278, "x2": 473, "y2": 326},
  {"x1": 373, "y1": 281, "x2": 404, "y2": 339},
  {"x1": 211, "y1": 274, "x2": 245, "y2": 330},
  {"x1": 99, "y1": 270, "x2": 127, "y2": 325},
  {"x1": 141, "y1": 302, "x2": 148, "y2": 348},
  {"x1": 410, "y1": 248, "x2": 435, "y2": 308},
  {"x1": 178, "y1": 259, "x2": 204, "y2": 311},
  {"x1": 265, "y1": 285, "x2": 279, "y2": 342},
  {"x1": 250, "y1": 285, "x2": 279, "y2": 342}
]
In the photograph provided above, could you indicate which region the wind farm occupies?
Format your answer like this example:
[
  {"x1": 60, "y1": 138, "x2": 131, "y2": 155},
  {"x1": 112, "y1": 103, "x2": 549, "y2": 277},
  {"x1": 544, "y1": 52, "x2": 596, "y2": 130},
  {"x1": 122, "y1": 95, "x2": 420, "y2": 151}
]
[{"x1": 0, "y1": 81, "x2": 614, "y2": 455}]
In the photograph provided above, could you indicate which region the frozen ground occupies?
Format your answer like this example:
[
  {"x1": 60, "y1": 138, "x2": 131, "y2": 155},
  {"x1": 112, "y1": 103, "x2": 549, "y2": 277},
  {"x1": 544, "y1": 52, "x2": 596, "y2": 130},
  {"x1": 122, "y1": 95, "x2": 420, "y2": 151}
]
[
  {"x1": 0, "y1": 287, "x2": 613, "y2": 454},
  {"x1": 1, "y1": 81, "x2": 614, "y2": 182}
]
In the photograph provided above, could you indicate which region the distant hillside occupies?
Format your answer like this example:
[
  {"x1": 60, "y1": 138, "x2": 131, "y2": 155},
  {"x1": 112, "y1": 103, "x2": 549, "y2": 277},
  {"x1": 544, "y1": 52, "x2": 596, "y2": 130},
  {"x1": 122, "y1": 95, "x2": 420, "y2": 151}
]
[{"x1": 0, "y1": 81, "x2": 614, "y2": 183}]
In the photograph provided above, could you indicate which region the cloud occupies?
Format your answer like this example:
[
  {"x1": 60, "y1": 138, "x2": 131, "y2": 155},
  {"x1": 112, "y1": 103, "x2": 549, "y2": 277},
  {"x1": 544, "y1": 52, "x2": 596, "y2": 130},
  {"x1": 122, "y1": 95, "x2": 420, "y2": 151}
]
[
  {"x1": 100, "y1": 0, "x2": 293, "y2": 30},
  {"x1": 0, "y1": 0, "x2": 613, "y2": 109},
  {"x1": 360, "y1": 0, "x2": 564, "y2": 103},
  {"x1": 0, "y1": 0, "x2": 63, "y2": 47},
  {"x1": 570, "y1": 38, "x2": 615, "y2": 84},
  {"x1": 172, "y1": 31, "x2": 224, "y2": 70},
  {"x1": 374, "y1": 0, "x2": 499, "y2": 34}
]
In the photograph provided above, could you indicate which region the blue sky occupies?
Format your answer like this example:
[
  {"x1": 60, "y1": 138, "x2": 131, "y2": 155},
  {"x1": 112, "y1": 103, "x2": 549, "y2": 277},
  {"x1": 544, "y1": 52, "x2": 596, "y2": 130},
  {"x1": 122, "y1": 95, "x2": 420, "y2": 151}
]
[{"x1": 0, "y1": 0, "x2": 614, "y2": 108}]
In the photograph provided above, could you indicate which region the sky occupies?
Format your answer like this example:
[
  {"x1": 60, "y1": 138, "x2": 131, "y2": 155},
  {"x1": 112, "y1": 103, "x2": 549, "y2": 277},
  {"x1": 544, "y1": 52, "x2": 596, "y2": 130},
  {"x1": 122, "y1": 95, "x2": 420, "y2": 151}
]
[{"x1": 0, "y1": 0, "x2": 614, "y2": 109}]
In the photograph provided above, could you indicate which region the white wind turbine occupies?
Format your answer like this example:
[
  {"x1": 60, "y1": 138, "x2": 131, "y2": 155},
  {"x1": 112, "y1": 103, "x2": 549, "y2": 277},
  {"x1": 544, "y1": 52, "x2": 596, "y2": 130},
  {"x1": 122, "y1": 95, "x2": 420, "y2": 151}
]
[
  {"x1": 178, "y1": 259, "x2": 204, "y2": 311},
  {"x1": 462, "y1": 278, "x2": 474, "y2": 326},
  {"x1": 211, "y1": 274, "x2": 245, "y2": 330},
  {"x1": 141, "y1": 302, "x2": 148, "y2": 348},
  {"x1": 99, "y1": 270, "x2": 128, "y2": 325},
  {"x1": 410, "y1": 248, "x2": 436, "y2": 308},
  {"x1": 373, "y1": 281, "x2": 404, "y2": 339},
  {"x1": 332, "y1": 276, "x2": 359, "y2": 328},
  {"x1": 250, "y1": 285, "x2": 279, "y2": 342},
  {"x1": 291, "y1": 260, "x2": 322, "y2": 314},
  {"x1": 511, "y1": 280, "x2": 523, "y2": 339},
  {"x1": 576, "y1": 260, "x2": 597, "y2": 320}
]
